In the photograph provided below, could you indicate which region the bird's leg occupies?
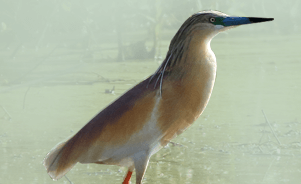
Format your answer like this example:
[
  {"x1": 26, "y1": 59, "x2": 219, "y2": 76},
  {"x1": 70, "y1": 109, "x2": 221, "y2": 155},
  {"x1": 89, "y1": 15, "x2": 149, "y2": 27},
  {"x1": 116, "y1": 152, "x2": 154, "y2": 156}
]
[
  {"x1": 122, "y1": 170, "x2": 133, "y2": 184},
  {"x1": 122, "y1": 165, "x2": 134, "y2": 184}
]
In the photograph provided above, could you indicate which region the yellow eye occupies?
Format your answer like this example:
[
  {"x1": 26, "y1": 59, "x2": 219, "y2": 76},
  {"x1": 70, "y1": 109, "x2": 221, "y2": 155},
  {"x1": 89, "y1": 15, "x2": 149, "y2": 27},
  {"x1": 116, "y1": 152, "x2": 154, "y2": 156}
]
[{"x1": 210, "y1": 17, "x2": 216, "y2": 23}]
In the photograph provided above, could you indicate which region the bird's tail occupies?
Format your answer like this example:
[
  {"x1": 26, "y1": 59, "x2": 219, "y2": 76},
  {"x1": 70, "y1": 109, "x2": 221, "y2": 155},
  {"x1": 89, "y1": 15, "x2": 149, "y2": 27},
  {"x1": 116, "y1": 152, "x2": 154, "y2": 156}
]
[{"x1": 43, "y1": 139, "x2": 78, "y2": 180}]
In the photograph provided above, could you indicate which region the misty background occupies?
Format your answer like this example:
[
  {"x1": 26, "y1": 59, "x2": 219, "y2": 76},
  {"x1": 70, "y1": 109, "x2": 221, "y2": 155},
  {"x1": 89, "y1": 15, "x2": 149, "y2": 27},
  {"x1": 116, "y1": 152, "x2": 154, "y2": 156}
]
[
  {"x1": 0, "y1": 0, "x2": 298, "y2": 62},
  {"x1": 0, "y1": 0, "x2": 301, "y2": 184}
]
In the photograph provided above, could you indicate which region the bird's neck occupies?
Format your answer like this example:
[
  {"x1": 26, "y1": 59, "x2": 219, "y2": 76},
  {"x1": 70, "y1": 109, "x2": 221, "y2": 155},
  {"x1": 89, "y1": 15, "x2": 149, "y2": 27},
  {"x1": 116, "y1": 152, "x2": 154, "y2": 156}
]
[
  {"x1": 155, "y1": 31, "x2": 218, "y2": 144},
  {"x1": 164, "y1": 29, "x2": 217, "y2": 81}
]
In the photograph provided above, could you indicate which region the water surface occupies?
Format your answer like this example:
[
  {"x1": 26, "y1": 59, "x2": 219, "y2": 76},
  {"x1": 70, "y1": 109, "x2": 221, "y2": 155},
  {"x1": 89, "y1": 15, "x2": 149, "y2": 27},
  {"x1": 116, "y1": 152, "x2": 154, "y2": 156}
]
[{"x1": 0, "y1": 33, "x2": 300, "y2": 184}]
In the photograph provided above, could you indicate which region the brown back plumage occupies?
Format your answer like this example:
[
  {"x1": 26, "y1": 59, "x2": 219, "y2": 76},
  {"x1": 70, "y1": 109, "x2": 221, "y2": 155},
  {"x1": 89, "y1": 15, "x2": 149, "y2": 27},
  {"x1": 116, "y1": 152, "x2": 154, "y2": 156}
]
[{"x1": 43, "y1": 77, "x2": 159, "y2": 180}]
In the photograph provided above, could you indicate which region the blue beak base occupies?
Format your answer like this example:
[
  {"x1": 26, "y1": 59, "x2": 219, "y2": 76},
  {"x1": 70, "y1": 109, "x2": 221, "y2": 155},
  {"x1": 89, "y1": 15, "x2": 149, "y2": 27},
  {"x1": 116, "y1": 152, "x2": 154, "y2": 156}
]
[{"x1": 222, "y1": 17, "x2": 274, "y2": 26}]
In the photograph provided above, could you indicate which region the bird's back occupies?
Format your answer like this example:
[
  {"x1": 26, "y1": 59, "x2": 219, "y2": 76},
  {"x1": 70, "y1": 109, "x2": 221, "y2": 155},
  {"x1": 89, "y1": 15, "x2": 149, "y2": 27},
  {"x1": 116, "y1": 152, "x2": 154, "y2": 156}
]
[{"x1": 44, "y1": 76, "x2": 161, "y2": 180}]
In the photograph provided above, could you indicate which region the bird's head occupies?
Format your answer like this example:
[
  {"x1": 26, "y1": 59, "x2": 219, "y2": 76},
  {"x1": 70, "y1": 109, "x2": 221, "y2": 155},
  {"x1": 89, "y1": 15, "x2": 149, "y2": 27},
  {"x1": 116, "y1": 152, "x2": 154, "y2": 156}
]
[
  {"x1": 155, "y1": 10, "x2": 273, "y2": 83},
  {"x1": 174, "y1": 10, "x2": 274, "y2": 44}
]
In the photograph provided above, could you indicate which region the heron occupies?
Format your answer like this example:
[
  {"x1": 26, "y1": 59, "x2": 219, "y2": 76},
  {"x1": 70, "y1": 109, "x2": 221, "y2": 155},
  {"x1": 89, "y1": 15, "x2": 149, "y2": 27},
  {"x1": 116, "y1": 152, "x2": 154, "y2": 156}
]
[{"x1": 44, "y1": 10, "x2": 273, "y2": 184}]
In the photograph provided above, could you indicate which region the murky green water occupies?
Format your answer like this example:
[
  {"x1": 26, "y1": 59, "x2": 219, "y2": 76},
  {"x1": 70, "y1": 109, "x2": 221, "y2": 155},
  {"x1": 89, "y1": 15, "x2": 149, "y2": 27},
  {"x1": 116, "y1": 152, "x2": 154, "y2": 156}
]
[{"x1": 1, "y1": 32, "x2": 301, "y2": 184}]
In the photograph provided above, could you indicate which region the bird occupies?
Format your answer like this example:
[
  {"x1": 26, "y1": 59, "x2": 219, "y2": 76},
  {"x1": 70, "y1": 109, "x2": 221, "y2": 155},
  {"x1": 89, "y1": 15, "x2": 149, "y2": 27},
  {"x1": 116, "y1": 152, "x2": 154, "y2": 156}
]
[{"x1": 44, "y1": 10, "x2": 273, "y2": 184}]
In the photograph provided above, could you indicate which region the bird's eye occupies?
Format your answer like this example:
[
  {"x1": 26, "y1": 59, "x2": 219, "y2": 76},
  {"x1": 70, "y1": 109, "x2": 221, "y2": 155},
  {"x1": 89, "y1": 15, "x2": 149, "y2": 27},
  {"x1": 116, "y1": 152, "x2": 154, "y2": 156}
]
[{"x1": 209, "y1": 17, "x2": 216, "y2": 23}]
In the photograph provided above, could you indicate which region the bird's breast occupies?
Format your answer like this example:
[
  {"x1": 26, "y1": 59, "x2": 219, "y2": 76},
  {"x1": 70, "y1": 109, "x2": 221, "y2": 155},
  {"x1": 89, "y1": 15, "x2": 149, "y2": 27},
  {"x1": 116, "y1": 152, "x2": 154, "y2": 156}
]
[{"x1": 156, "y1": 58, "x2": 217, "y2": 145}]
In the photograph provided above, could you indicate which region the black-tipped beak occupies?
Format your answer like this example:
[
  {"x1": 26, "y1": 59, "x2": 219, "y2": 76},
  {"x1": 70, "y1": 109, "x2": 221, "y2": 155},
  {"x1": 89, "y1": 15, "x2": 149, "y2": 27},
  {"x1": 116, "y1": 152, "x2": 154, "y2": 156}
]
[
  {"x1": 222, "y1": 17, "x2": 274, "y2": 26},
  {"x1": 248, "y1": 17, "x2": 274, "y2": 23}
]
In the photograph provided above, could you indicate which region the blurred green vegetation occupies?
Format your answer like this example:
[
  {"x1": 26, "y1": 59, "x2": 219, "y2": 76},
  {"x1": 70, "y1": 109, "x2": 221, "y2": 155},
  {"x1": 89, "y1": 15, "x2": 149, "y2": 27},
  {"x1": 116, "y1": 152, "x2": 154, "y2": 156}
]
[{"x1": 0, "y1": 0, "x2": 299, "y2": 61}]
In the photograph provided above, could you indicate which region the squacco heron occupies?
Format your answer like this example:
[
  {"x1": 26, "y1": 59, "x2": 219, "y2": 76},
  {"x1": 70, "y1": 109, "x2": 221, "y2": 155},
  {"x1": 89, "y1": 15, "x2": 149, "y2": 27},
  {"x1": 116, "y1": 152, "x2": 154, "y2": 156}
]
[{"x1": 44, "y1": 10, "x2": 273, "y2": 184}]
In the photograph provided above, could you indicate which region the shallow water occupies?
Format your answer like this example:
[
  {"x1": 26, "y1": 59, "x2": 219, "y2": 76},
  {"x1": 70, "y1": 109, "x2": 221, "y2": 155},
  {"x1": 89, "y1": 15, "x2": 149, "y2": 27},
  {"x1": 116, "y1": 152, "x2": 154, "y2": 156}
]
[{"x1": 0, "y1": 33, "x2": 301, "y2": 184}]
